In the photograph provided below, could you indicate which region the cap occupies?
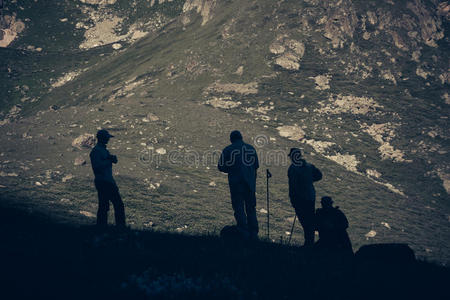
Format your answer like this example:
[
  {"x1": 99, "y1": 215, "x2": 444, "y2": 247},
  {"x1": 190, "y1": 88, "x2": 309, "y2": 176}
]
[
  {"x1": 96, "y1": 129, "x2": 114, "y2": 140},
  {"x1": 288, "y1": 147, "x2": 302, "y2": 157}
]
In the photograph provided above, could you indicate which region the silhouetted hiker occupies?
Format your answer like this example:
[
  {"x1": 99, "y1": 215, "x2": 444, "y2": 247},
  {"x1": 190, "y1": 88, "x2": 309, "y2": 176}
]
[
  {"x1": 89, "y1": 129, "x2": 126, "y2": 227},
  {"x1": 315, "y1": 196, "x2": 353, "y2": 254},
  {"x1": 288, "y1": 148, "x2": 322, "y2": 246},
  {"x1": 218, "y1": 130, "x2": 259, "y2": 240}
]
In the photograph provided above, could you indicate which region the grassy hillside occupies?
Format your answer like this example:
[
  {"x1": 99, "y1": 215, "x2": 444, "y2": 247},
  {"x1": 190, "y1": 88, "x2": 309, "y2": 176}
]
[{"x1": 0, "y1": 0, "x2": 449, "y2": 263}]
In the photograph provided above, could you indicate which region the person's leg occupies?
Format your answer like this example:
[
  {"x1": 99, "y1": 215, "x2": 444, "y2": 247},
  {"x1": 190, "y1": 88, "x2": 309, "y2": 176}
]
[
  {"x1": 110, "y1": 183, "x2": 126, "y2": 227},
  {"x1": 244, "y1": 186, "x2": 258, "y2": 239},
  {"x1": 296, "y1": 205, "x2": 315, "y2": 246},
  {"x1": 303, "y1": 201, "x2": 316, "y2": 246},
  {"x1": 230, "y1": 183, "x2": 248, "y2": 234},
  {"x1": 95, "y1": 181, "x2": 109, "y2": 226}
]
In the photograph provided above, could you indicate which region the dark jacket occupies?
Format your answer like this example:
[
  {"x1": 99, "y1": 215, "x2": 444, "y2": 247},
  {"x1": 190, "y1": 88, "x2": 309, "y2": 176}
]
[
  {"x1": 90, "y1": 143, "x2": 115, "y2": 184},
  {"x1": 288, "y1": 160, "x2": 322, "y2": 205},
  {"x1": 218, "y1": 140, "x2": 259, "y2": 192}
]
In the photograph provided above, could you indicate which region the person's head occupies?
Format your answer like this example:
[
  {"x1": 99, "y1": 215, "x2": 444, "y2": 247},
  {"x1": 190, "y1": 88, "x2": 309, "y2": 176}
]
[
  {"x1": 230, "y1": 130, "x2": 243, "y2": 143},
  {"x1": 321, "y1": 196, "x2": 334, "y2": 208},
  {"x1": 96, "y1": 129, "x2": 114, "y2": 144},
  {"x1": 288, "y1": 147, "x2": 303, "y2": 165}
]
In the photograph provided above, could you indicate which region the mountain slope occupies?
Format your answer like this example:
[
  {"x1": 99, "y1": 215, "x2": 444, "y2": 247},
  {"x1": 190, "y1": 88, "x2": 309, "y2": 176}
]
[{"x1": 0, "y1": 0, "x2": 449, "y2": 263}]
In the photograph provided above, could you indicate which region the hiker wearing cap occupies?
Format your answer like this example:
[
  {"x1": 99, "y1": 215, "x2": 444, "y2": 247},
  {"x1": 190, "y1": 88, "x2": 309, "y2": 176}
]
[
  {"x1": 315, "y1": 196, "x2": 353, "y2": 254},
  {"x1": 288, "y1": 148, "x2": 322, "y2": 246},
  {"x1": 89, "y1": 129, "x2": 125, "y2": 227},
  {"x1": 218, "y1": 130, "x2": 259, "y2": 239}
]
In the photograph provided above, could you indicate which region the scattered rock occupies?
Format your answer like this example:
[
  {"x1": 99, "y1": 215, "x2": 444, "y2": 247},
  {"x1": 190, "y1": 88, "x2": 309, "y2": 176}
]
[
  {"x1": 52, "y1": 71, "x2": 81, "y2": 88},
  {"x1": 303, "y1": 139, "x2": 335, "y2": 154},
  {"x1": 381, "y1": 222, "x2": 391, "y2": 229},
  {"x1": 72, "y1": 134, "x2": 95, "y2": 150},
  {"x1": 176, "y1": 225, "x2": 188, "y2": 233},
  {"x1": 0, "y1": 171, "x2": 18, "y2": 177},
  {"x1": 259, "y1": 208, "x2": 268, "y2": 214},
  {"x1": 437, "y1": 170, "x2": 450, "y2": 194},
  {"x1": 142, "y1": 113, "x2": 159, "y2": 122},
  {"x1": 209, "y1": 181, "x2": 216, "y2": 187},
  {"x1": 156, "y1": 148, "x2": 166, "y2": 155},
  {"x1": 205, "y1": 97, "x2": 241, "y2": 109},
  {"x1": 311, "y1": 75, "x2": 331, "y2": 90},
  {"x1": 317, "y1": 94, "x2": 382, "y2": 115},
  {"x1": 205, "y1": 82, "x2": 258, "y2": 95},
  {"x1": 62, "y1": 174, "x2": 74, "y2": 183},
  {"x1": 0, "y1": 15, "x2": 26, "y2": 47},
  {"x1": 143, "y1": 221, "x2": 154, "y2": 227},
  {"x1": 80, "y1": 210, "x2": 95, "y2": 218},
  {"x1": 234, "y1": 66, "x2": 244, "y2": 76},
  {"x1": 325, "y1": 154, "x2": 359, "y2": 173},
  {"x1": 183, "y1": 0, "x2": 217, "y2": 26},
  {"x1": 276, "y1": 125, "x2": 305, "y2": 141},
  {"x1": 366, "y1": 169, "x2": 382, "y2": 178},
  {"x1": 365, "y1": 230, "x2": 377, "y2": 239},
  {"x1": 112, "y1": 43, "x2": 122, "y2": 50},
  {"x1": 74, "y1": 157, "x2": 87, "y2": 166}
]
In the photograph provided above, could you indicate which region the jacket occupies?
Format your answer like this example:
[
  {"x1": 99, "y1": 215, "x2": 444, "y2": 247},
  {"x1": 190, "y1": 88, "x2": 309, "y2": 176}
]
[
  {"x1": 90, "y1": 143, "x2": 115, "y2": 184},
  {"x1": 218, "y1": 140, "x2": 259, "y2": 193},
  {"x1": 288, "y1": 159, "x2": 322, "y2": 204}
]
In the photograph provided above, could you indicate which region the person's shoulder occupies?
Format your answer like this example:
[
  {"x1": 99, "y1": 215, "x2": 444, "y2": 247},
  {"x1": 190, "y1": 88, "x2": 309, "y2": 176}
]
[
  {"x1": 334, "y1": 207, "x2": 345, "y2": 214},
  {"x1": 246, "y1": 142, "x2": 256, "y2": 149},
  {"x1": 304, "y1": 161, "x2": 313, "y2": 167},
  {"x1": 288, "y1": 164, "x2": 299, "y2": 175},
  {"x1": 223, "y1": 144, "x2": 233, "y2": 152},
  {"x1": 90, "y1": 145, "x2": 99, "y2": 154}
]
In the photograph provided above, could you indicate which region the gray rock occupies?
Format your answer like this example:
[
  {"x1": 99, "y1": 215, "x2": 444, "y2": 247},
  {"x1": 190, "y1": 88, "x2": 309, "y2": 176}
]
[
  {"x1": 74, "y1": 156, "x2": 86, "y2": 166},
  {"x1": 72, "y1": 133, "x2": 95, "y2": 150}
]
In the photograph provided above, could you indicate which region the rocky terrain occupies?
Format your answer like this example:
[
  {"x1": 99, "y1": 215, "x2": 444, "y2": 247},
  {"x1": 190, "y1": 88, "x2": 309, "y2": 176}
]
[{"x1": 0, "y1": 0, "x2": 449, "y2": 263}]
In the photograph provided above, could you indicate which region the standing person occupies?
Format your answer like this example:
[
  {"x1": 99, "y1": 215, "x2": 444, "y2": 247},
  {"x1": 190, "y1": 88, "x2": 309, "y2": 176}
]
[
  {"x1": 315, "y1": 196, "x2": 353, "y2": 255},
  {"x1": 218, "y1": 130, "x2": 259, "y2": 239},
  {"x1": 90, "y1": 129, "x2": 126, "y2": 227},
  {"x1": 288, "y1": 148, "x2": 322, "y2": 246}
]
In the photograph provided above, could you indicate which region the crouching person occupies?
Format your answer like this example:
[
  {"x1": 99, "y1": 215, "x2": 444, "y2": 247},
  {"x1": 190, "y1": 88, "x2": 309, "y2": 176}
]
[{"x1": 315, "y1": 196, "x2": 352, "y2": 255}]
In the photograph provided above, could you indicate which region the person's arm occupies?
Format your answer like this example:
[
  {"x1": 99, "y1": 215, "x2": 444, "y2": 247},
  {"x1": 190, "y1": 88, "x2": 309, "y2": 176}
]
[
  {"x1": 288, "y1": 167, "x2": 295, "y2": 199},
  {"x1": 90, "y1": 149, "x2": 112, "y2": 172},
  {"x1": 254, "y1": 149, "x2": 259, "y2": 179},
  {"x1": 218, "y1": 148, "x2": 230, "y2": 173},
  {"x1": 108, "y1": 154, "x2": 118, "y2": 164},
  {"x1": 339, "y1": 210, "x2": 349, "y2": 229},
  {"x1": 312, "y1": 165, "x2": 322, "y2": 182}
]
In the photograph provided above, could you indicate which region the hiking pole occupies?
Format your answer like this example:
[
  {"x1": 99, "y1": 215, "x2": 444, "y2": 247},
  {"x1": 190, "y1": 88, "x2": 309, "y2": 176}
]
[
  {"x1": 266, "y1": 169, "x2": 272, "y2": 240},
  {"x1": 288, "y1": 215, "x2": 297, "y2": 245}
]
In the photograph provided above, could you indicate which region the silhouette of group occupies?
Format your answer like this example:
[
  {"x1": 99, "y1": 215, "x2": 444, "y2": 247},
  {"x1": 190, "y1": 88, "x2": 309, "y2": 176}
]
[{"x1": 89, "y1": 129, "x2": 352, "y2": 252}]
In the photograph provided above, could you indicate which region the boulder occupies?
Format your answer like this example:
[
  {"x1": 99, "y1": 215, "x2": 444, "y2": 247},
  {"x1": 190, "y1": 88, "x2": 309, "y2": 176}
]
[
  {"x1": 72, "y1": 134, "x2": 95, "y2": 150},
  {"x1": 355, "y1": 243, "x2": 415, "y2": 264},
  {"x1": 74, "y1": 156, "x2": 86, "y2": 166}
]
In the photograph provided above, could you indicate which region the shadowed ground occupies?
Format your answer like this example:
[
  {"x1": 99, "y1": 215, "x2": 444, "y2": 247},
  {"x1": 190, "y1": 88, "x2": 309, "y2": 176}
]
[{"x1": 0, "y1": 198, "x2": 448, "y2": 300}]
